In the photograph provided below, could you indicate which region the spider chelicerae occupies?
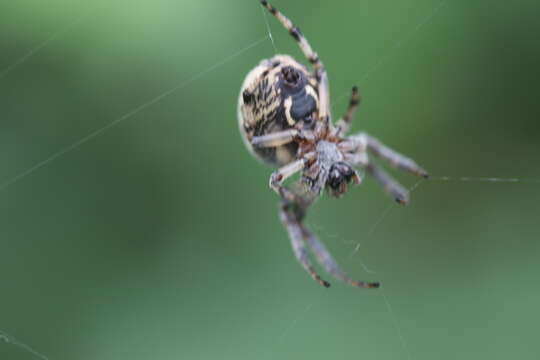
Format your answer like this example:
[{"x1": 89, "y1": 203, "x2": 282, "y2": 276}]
[{"x1": 238, "y1": 0, "x2": 428, "y2": 288}]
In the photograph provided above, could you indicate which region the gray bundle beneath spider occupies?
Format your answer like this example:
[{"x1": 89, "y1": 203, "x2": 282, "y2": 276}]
[{"x1": 238, "y1": 0, "x2": 428, "y2": 288}]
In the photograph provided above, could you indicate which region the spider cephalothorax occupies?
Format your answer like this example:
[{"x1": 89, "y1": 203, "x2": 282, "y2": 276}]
[{"x1": 238, "y1": 0, "x2": 428, "y2": 289}]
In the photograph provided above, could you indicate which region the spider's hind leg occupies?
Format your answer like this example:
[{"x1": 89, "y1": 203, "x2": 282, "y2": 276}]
[
  {"x1": 334, "y1": 86, "x2": 360, "y2": 136},
  {"x1": 260, "y1": 0, "x2": 322, "y2": 73},
  {"x1": 260, "y1": 0, "x2": 331, "y2": 121}
]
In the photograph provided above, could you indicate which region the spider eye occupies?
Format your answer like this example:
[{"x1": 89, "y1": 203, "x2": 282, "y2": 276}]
[{"x1": 242, "y1": 90, "x2": 254, "y2": 104}]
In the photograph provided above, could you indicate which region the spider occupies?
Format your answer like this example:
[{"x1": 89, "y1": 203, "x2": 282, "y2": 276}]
[{"x1": 238, "y1": 0, "x2": 428, "y2": 288}]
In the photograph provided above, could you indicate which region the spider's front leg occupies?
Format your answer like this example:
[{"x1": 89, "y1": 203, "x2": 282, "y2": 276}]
[
  {"x1": 279, "y1": 202, "x2": 330, "y2": 288},
  {"x1": 365, "y1": 163, "x2": 411, "y2": 204},
  {"x1": 268, "y1": 152, "x2": 330, "y2": 288},
  {"x1": 276, "y1": 170, "x2": 379, "y2": 288},
  {"x1": 342, "y1": 133, "x2": 428, "y2": 204},
  {"x1": 270, "y1": 155, "x2": 378, "y2": 289},
  {"x1": 358, "y1": 132, "x2": 428, "y2": 178}
]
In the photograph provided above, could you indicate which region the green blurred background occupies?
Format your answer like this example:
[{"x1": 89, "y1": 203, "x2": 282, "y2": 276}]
[{"x1": 1, "y1": 0, "x2": 539, "y2": 359}]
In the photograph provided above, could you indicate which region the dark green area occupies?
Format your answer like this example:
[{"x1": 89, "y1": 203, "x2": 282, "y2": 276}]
[{"x1": 1, "y1": 1, "x2": 539, "y2": 359}]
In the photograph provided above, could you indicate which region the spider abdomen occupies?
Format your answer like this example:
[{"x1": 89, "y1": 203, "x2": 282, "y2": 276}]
[{"x1": 238, "y1": 55, "x2": 319, "y2": 166}]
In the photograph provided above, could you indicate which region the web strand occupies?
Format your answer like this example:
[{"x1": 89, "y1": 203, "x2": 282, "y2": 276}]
[
  {"x1": 0, "y1": 15, "x2": 85, "y2": 81},
  {"x1": 0, "y1": 35, "x2": 269, "y2": 192},
  {"x1": 3, "y1": 2, "x2": 537, "y2": 358},
  {"x1": 360, "y1": 0, "x2": 447, "y2": 84},
  {"x1": 429, "y1": 176, "x2": 540, "y2": 184},
  {"x1": 348, "y1": 171, "x2": 540, "y2": 260},
  {"x1": 333, "y1": 0, "x2": 447, "y2": 107},
  {"x1": 381, "y1": 290, "x2": 412, "y2": 360},
  {"x1": 349, "y1": 202, "x2": 395, "y2": 258},
  {"x1": 260, "y1": 2, "x2": 278, "y2": 54},
  {"x1": 349, "y1": 178, "x2": 425, "y2": 258},
  {"x1": 0, "y1": 330, "x2": 49, "y2": 360},
  {"x1": 276, "y1": 303, "x2": 313, "y2": 344}
]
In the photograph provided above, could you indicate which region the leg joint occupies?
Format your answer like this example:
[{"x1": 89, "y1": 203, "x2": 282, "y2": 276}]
[{"x1": 289, "y1": 26, "x2": 302, "y2": 41}]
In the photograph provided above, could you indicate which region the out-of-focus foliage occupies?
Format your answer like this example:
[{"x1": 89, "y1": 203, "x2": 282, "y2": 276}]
[{"x1": 1, "y1": 1, "x2": 539, "y2": 359}]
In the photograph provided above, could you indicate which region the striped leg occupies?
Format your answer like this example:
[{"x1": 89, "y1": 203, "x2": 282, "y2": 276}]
[
  {"x1": 260, "y1": 0, "x2": 322, "y2": 72},
  {"x1": 260, "y1": 0, "x2": 330, "y2": 120}
]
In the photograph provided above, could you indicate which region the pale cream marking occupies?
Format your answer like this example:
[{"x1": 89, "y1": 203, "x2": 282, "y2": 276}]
[
  {"x1": 284, "y1": 96, "x2": 294, "y2": 125},
  {"x1": 305, "y1": 85, "x2": 319, "y2": 111}
]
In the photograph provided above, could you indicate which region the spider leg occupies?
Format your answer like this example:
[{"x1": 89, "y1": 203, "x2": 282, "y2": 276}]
[
  {"x1": 317, "y1": 71, "x2": 331, "y2": 125},
  {"x1": 279, "y1": 203, "x2": 330, "y2": 288},
  {"x1": 260, "y1": 1, "x2": 323, "y2": 74},
  {"x1": 251, "y1": 129, "x2": 299, "y2": 147},
  {"x1": 334, "y1": 86, "x2": 360, "y2": 136},
  {"x1": 269, "y1": 159, "x2": 306, "y2": 204},
  {"x1": 302, "y1": 225, "x2": 379, "y2": 289},
  {"x1": 251, "y1": 129, "x2": 315, "y2": 148},
  {"x1": 347, "y1": 132, "x2": 429, "y2": 178},
  {"x1": 341, "y1": 134, "x2": 416, "y2": 204},
  {"x1": 260, "y1": 1, "x2": 330, "y2": 121},
  {"x1": 365, "y1": 163, "x2": 410, "y2": 205}
]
